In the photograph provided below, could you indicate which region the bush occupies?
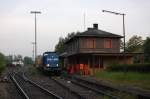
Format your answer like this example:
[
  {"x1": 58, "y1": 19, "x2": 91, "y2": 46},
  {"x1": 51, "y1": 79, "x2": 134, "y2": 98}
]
[
  {"x1": 0, "y1": 53, "x2": 5, "y2": 75},
  {"x1": 107, "y1": 63, "x2": 150, "y2": 72}
]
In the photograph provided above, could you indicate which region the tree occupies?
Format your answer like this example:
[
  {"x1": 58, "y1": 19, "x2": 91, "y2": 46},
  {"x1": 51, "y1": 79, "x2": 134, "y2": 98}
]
[
  {"x1": 55, "y1": 37, "x2": 65, "y2": 54},
  {"x1": 0, "y1": 52, "x2": 5, "y2": 74},
  {"x1": 5, "y1": 55, "x2": 13, "y2": 65},
  {"x1": 65, "y1": 32, "x2": 76, "y2": 41},
  {"x1": 126, "y1": 35, "x2": 144, "y2": 52},
  {"x1": 143, "y1": 37, "x2": 150, "y2": 53},
  {"x1": 120, "y1": 40, "x2": 124, "y2": 52},
  {"x1": 143, "y1": 37, "x2": 150, "y2": 62},
  {"x1": 55, "y1": 32, "x2": 79, "y2": 54},
  {"x1": 24, "y1": 56, "x2": 33, "y2": 65}
]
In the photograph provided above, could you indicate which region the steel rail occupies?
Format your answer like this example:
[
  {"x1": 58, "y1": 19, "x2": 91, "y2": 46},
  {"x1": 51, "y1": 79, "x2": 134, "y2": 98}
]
[
  {"x1": 69, "y1": 78, "x2": 120, "y2": 99},
  {"x1": 51, "y1": 78, "x2": 86, "y2": 99},
  {"x1": 27, "y1": 78, "x2": 63, "y2": 99},
  {"x1": 13, "y1": 72, "x2": 63, "y2": 99},
  {"x1": 74, "y1": 76, "x2": 150, "y2": 99},
  {"x1": 19, "y1": 72, "x2": 63, "y2": 99},
  {"x1": 10, "y1": 74, "x2": 30, "y2": 99}
]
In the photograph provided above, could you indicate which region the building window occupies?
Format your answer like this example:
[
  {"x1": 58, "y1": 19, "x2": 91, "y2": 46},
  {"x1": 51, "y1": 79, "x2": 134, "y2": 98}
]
[
  {"x1": 104, "y1": 38, "x2": 112, "y2": 48},
  {"x1": 82, "y1": 38, "x2": 96, "y2": 48},
  {"x1": 87, "y1": 39, "x2": 95, "y2": 48}
]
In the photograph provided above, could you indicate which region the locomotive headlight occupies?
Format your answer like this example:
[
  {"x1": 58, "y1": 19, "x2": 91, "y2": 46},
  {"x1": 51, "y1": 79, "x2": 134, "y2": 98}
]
[
  {"x1": 46, "y1": 64, "x2": 50, "y2": 67},
  {"x1": 56, "y1": 64, "x2": 58, "y2": 67}
]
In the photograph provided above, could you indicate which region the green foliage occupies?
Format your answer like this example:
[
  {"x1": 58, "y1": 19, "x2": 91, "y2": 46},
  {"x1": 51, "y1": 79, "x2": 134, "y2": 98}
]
[
  {"x1": 120, "y1": 35, "x2": 144, "y2": 63},
  {"x1": 0, "y1": 52, "x2": 5, "y2": 74},
  {"x1": 95, "y1": 71, "x2": 150, "y2": 82},
  {"x1": 107, "y1": 63, "x2": 150, "y2": 72},
  {"x1": 126, "y1": 35, "x2": 143, "y2": 52},
  {"x1": 143, "y1": 37, "x2": 150, "y2": 62},
  {"x1": 143, "y1": 37, "x2": 150, "y2": 53},
  {"x1": 5, "y1": 55, "x2": 13, "y2": 65},
  {"x1": 65, "y1": 32, "x2": 76, "y2": 41},
  {"x1": 55, "y1": 37, "x2": 65, "y2": 54},
  {"x1": 55, "y1": 32, "x2": 79, "y2": 54},
  {"x1": 120, "y1": 40, "x2": 124, "y2": 51},
  {"x1": 24, "y1": 56, "x2": 33, "y2": 65},
  {"x1": 95, "y1": 71, "x2": 150, "y2": 89}
]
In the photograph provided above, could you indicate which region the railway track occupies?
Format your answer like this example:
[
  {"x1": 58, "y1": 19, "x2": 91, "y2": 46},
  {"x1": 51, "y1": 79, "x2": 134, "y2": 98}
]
[
  {"x1": 10, "y1": 73, "x2": 63, "y2": 99},
  {"x1": 66, "y1": 76, "x2": 120, "y2": 99},
  {"x1": 52, "y1": 77, "x2": 118, "y2": 99},
  {"x1": 37, "y1": 77, "x2": 79, "y2": 99},
  {"x1": 68, "y1": 78, "x2": 119, "y2": 99},
  {"x1": 70, "y1": 75, "x2": 150, "y2": 99}
]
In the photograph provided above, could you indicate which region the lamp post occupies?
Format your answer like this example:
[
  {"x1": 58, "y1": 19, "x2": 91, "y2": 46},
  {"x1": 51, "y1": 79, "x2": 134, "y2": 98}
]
[
  {"x1": 102, "y1": 10, "x2": 126, "y2": 64},
  {"x1": 31, "y1": 42, "x2": 35, "y2": 62},
  {"x1": 30, "y1": 11, "x2": 41, "y2": 65}
]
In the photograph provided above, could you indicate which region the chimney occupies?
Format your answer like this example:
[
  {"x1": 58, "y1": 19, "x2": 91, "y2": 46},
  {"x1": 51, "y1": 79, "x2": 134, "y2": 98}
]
[{"x1": 93, "y1": 23, "x2": 98, "y2": 29}]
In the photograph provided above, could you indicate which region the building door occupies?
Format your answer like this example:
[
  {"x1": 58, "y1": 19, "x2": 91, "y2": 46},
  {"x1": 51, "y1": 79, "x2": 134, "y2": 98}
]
[
  {"x1": 94, "y1": 56, "x2": 103, "y2": 69},
  {"x1": 99, "y1": 56, "x2": 103, "y2": 68}
]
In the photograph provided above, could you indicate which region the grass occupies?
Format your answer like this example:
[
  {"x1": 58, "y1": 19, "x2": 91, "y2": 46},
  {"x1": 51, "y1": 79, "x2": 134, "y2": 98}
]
[
  {"x1": 0, "y1": 65, "x2": 5, "y2": 75},
  {"x1": 94, "y1": 71, "x2": 150, "y2": 90}
]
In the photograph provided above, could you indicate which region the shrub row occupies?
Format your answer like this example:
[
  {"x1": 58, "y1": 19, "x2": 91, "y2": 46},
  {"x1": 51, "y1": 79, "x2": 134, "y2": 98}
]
[
  {"x1": 0, "y1": 53, "x2": 5, "y2": 75},
  {"x1": 107, "y1": 63, "x2": 150, "y2": 72}
]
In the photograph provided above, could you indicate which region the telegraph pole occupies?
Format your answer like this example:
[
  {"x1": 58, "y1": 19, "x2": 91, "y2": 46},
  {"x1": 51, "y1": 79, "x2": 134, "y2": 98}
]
[
  {"x1": 30, "y1": 11, "x2": 41, "y2": 65},
  {"x1": 31, "y1": 42, "x2": 35, "y2": 62}
]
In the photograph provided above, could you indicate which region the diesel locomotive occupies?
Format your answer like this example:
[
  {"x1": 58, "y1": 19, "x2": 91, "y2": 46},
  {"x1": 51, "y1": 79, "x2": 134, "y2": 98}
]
[{"x1": 37, "y1": 52, "x2": 61, "y2": 75}]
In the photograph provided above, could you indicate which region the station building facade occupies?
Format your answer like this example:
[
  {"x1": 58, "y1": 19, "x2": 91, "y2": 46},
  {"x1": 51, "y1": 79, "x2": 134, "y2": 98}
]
[{"x1": 60, "y1": 24, "x2": 143, "y2": 74}]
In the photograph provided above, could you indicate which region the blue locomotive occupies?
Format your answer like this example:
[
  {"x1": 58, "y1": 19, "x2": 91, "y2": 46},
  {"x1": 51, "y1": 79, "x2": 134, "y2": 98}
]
[{"x1": 42, "y1": 52, "x2": 61, "y2": 75}]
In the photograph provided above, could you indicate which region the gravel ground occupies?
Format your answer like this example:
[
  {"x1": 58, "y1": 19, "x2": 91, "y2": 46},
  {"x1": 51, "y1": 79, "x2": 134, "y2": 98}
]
[
  {"x1": 0, "y1": 66, "x2": 24, "y2": 99},
  {"x1": 54, "y1": 77, "x2": 103, "y2": 99},
  {"x1": 0, "y1": 66, "x2": 83, "y2": 99},
  {"x1": 14, "y1": 74, "x2": 54, "y2": 99},
  {"x1": 0, "y1": 65, "x2": 117, "y2": 99},
  {"x1": 0, "y1": 83, "x2": 10, "y2": 99},
  {"x1": 26, "y1": 68, "x2": 79, "y2": 99}
]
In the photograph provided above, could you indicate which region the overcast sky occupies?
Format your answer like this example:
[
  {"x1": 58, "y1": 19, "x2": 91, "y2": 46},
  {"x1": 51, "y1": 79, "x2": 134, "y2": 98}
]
[{"x1": 0, "y1": 0, "x2": 150, "y2": 57}]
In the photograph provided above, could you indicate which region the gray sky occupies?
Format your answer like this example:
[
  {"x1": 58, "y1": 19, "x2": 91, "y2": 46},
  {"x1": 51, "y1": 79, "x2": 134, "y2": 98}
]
[{"x1": 0, "y1": 0, "x2": 150, "y2": 57}]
